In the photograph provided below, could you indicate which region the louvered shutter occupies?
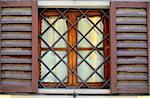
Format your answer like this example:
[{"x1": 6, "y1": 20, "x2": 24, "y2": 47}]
[
  {"x1": 110, "y1": 2, "x2": 150, "y2": 94},
  {"x1": 0, "y1": 0, "x2": 38, "y2": 93}
]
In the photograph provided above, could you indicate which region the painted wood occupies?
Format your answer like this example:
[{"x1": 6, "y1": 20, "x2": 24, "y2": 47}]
[
  {"x1": 32, "y1": 0, "x2": 39, "y2": 93},
  {"x1": 1, "y1": 58, "x2": 32, "y2": 64},
  {"x1": 117, "y1": 66, "x2": 147, "y2": 72},
  {"x1": 110, "y1": 2, "x2": 117, "y2": 94},
  {"x1": 117, "y1": 50, "x2": 147, "y2": 56},
  {"x1": 1, "y1": 64, "x2": 32, "y2": 71},
  {"x1": 117, "y1": 25, "x2": 147, "y2": 32},
  {"x1": 1, "y1": 8, "x2": 32, "y2": 15},
  {"x1": 116, "y1": 17, "x2": 146, "y2": 24},
  {"x1": 117, "y1": 74, "x2": 148, "y2": 80},
  {"x1": 113, "y1": 3, "x2": 149, "y2": 94},
  {"x1": 117, "y1": 41, "x2": 147, "y2": 48},
  {"x1": 2, "y1": 24, "x2": 32, "y2": 31},
  {"x1": 1, "y1": 73, "x2": 31, "y2": 80},
  {"x1": 117, "y1": 57, "x2": 148, "y2": 64},
  {"x1": 147, "y1": 2, "x2": 150, "y2": 94},
  {"x1": 117, "y1": 33, "x2": 147, "y2": 40},
  {"x1": 1, "y1": 33, "x2": 32, "y2": 40},
  {"x1": 1, "y1": 16, "x2": 32, "y2": 23},
  {"x1": 1, "y1": 49, "x2": 31, "y2": 55},
  {"x1": 1, "y1": 40, "x2": 32, "y2": 47},
  {"x1": 116, "y1": 8, "x2": 146, "y2": 16}
]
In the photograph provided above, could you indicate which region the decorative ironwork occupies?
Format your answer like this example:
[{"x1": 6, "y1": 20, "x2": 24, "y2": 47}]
[{"x1": 38, "y1": 8, "x2": 110, "y2": 89}]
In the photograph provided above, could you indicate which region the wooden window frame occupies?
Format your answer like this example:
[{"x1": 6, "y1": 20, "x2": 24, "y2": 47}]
[{"x1": 38, "y1": 9, "x2": 110, "y2": 88}]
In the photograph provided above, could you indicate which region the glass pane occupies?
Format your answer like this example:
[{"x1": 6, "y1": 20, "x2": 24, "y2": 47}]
[
  {"x1": 40, "y1": 51, "x2": 68, "y2": 82},
  {"x1": 77, "y1": 17, "x2": 103, "y2": 48},
  {"x1": 77, "y1": 50, "x2": 104, "y2": 82},
  {"x1": 41, "y1": 17, "x2": 68, "y2": 48}
]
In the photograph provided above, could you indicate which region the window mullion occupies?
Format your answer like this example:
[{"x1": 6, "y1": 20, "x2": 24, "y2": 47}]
[
  {"x1": 67, "y1": 12, "x2": 74, "y2": 86},
  {"x1": 67, "y1": 12, "x2": 78, "y2": 86}
]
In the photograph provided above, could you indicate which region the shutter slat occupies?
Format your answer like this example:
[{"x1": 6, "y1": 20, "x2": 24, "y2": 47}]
[
  {"x1": 117, "y1": 25, "x2": 147, "y2": 32},
  {"x1": 117, "y1": 57, "x2": 147, "y2": 64},
  {"x1": 1, "y1": 32, "x2": 31, "y2": 40},
  {"x1": 0, "y1": 85, "x2": 32, "y2": 93},
  {"x1": 117, "y1": 85, "x2": 147, "y2": 89},
  {"x1": 117, "y1": 81, "x2": 148, "y2": 88},
  {"x1": 1, "y1": 49, "x2": 31, "y2": 56},
  {"x1": 117, "y1": 41, "x2": 147, "y2": 48},
  {"x1": 1, "y1": 82, "x2": 31, "y2": 86},
  {"x1": 1, "y1": 58, "x2": 32, "y2": 64},
  {"x1": 117, "y1": 66, "x2": 147, "y2": 72},
  {"x1": 117, "y1": 88, "x2": 148, "y2": 93},
  {"x1": 1, "y1": 8, "x2": 32, "y2": 15},
  {"x1": 116, "y1": 8, "x2": 146, "y2": 16},
  {"x1": 1, "y1": 40, "x2": 32, "y2": 47},
  {"x1": 117, "y1": 50, "x2": 147, "y2": 56},
  {"x1": 117, "y1": 74, "x2": 148, "y2": 80},
  {"x1": 2, "y1": 18, "x2": 32, "y2": 24},
  {"x1": 116, "y1": 17, "x2": 146, "y2": 24},
  {"x1": 117, "y1": 33, "x2": 147, "y2": 40},
  {"x1": 1, "y1": 74, "x2": 31, "y2": 80},
  {"x1": 2, "y1": 25, "x2": 32, "y2": 31},
  {"x1": 2, "y1": 17, "x2": 32, "y2": 24},
  {"x1": 1, "y1": 64, "x2": 31, "y2": 71}
]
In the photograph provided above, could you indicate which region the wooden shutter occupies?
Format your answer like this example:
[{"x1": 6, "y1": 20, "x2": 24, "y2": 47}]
[
  {"x1": 0, "y1": 0, "x2": 38, "y2": 93},
  {"x1": 110, "y1": 2, "x2": 150, "y2": 94}
]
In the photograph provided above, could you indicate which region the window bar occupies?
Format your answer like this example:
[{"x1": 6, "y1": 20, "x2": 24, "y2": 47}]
[
  {"x1": 75, "y1": 34, "x2": 110, "y2": 87},
  {"x1": 79, "y1": 55, "x2": 110, "y2": 88},
  {"x1": 78, "y1": 9, "x2": 108, "y2": 35},
  {"x1": 57, "y1": 9, "x2": 110, "y2": 87},
  {"x1": 40, "y1": 8, "x2": 69, "y2": 36},
  {"x1": 57, "y1": 9, "x2": 104, "y2": 57},
  {"x1": 39, "y1": 8, "x2": 100, "y2": 75},
  {"x1": 40, "y1": 58, "x2": 68, "y2": 88},
  {"x1": 75, "y1": 32, "x2": 109, "y2": 72},
  {"x1": 39, "y1": 9, "x2": 110, "y2": 88},
  {"x1": 56, "y1": 66, "x2": 89, "y2": 88},
  {"x1": 38, "y1": 80, "x2": 46, "y2": 88},
  {"x1": 39, "y1": 36, "x2": 88, "y2": 87},
  {"x1": 100, "y1": 78, "x2": 110, "y2": 88},
  {"x1": 75, "y1": 33, "x2": 110, "y2": 70},
  {"x1": 100, "y1": 9, "x2": 109, "y2": 19},
  {"x1": 39, "y1": 37, "x2": 69, "y2": 81},
  {"x1": 39, "y1": 16, "x2": 73, "y2": 58}
]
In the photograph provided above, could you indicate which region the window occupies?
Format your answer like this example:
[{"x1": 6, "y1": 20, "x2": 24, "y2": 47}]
[{"x1": 38, "y1": 8, "x2": 110, "y2": 89}]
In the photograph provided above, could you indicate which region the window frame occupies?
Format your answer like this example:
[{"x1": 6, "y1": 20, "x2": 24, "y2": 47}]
[{"x1": 38, "y1": 9, "x2": 110, "y2": 88}]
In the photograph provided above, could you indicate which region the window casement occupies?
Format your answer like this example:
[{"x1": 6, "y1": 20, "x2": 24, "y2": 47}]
[
  {"x1": 1, "y1": 0, "x2": 150, "y2": 94},
  {"x1": 38, "y1": 8, "x2": 110, "y2": 89}
]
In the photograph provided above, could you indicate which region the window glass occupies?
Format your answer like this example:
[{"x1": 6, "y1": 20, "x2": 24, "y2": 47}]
[
  {"x1": 41, "y1": 17, "x2": 68, "y2": 48},
  {"x1": 41, "y1": 51, "x2": 68, "y2": 82},
  {"x1": 78, "y1": 50, "x2": 104, "y2": 82},
  {"x1": 77, "y1": 17, "x2": 103, "y2": 48}
]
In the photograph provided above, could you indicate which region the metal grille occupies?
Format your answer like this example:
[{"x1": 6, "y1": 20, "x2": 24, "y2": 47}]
[{"x1": 38, "y1": 8, "x2": 110, "y2": 89}]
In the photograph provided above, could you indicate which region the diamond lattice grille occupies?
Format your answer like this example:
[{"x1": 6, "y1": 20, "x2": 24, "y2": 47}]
[{"x1": 38, "y1": 8, "x2": 110, "y2": 88}]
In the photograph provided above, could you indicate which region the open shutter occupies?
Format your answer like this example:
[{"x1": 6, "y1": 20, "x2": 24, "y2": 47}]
[
  {"x1": 110, "y1": 2, "x2": 150, "y2": 94},
  {"x1": 0, "y1": 0, "x2": 38, "y2": 93}
]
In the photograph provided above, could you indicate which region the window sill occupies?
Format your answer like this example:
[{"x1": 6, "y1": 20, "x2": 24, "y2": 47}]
[{"x1": 38, "y1": 88, "x2": 110, "y2": 94}]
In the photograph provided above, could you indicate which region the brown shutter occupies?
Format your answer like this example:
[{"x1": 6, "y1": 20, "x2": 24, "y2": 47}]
[
  {"x1": 110, "y1": 2, "x2": 150, "y2": 94},
  {"x1": 0, "y1": 0, "x2": 38, "y2": 93}
]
